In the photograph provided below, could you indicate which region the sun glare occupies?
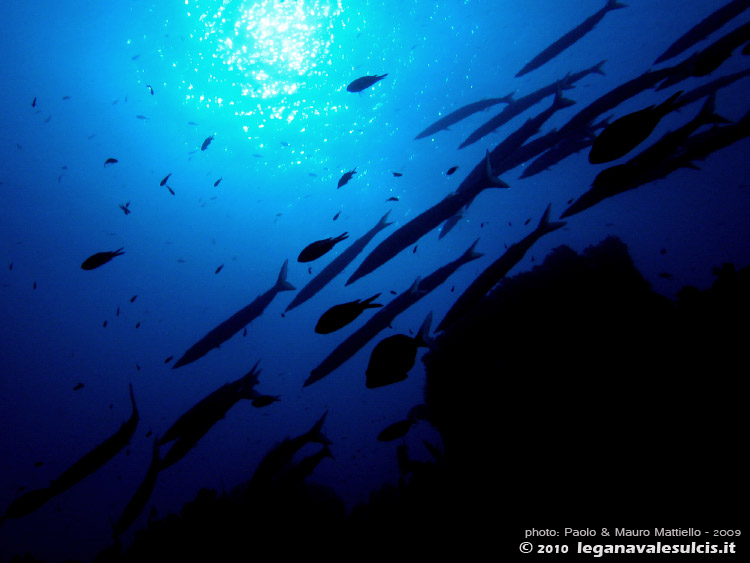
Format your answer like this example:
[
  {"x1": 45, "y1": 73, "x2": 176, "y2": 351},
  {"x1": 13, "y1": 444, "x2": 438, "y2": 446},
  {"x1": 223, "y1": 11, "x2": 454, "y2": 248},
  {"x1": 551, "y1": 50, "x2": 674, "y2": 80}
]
[{"x1": 180, "y1": 0, "x2": 344, "y2": 122}]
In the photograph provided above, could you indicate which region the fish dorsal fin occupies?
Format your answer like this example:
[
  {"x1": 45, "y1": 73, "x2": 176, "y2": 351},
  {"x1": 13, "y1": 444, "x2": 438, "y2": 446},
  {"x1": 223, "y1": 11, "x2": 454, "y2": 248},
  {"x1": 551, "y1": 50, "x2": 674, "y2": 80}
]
[
  {"x1": 407, "y1": 277, "x2": 422, "y2": 294},
  {"x1": 485, "y1": 150, "x2": 509, "y2": 188}
]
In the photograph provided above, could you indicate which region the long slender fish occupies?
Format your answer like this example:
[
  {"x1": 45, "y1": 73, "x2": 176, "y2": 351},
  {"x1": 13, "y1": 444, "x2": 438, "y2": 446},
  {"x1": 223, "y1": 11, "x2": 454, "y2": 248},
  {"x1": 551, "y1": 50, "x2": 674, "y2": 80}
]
[
  {"x1": 414, "y1": 94, "x2": 515, "y2": 140},
  {"x1": 655, "y1": 20, "x2": 750, "y2": 91},
  {"x1": 0, "y1": 385, "x2": 138, "y2": 523},
  {"x1": 160, "y1": 363, "x2": 263, "y2": 470},
  {"x1": 50, "y1": 385, "x2": 139, "y2": 493},
  {"x1": 245, "y1": 412, "x2": 331, "y2": 496},
  {"x1": 522, "y1": 67, "x2": 750, "y2": 178},
  {"x1": 305, "y1": 240, "x2": 482, "y2": 387},
  {"x1": 654, "y1": 0, "x2": 750, "y2": 64},
  {"x1": 515, "y1": 0, "x2": 626, "y2": 78},
  {"x1": 459, "y1": 60, "x2": 604, "y2": 149},
  {"x1": 112, "y1": 436, "x2": 160, "y2": 538},
  {"x1": 172, "y1": 261, "x2": 295, "y2": 368},
  {"x1": 346, "y1": 90, "x2": 572, "y2": 287},
  {"x1": 160, "y1": 362, "x2": 261, "y2": 446},
  {"x1": 437, "y1": 205, "x2": 566, "y2": 332},
  {"x1": 286, "y1": 212, "x2": 393, "y2": 312}
]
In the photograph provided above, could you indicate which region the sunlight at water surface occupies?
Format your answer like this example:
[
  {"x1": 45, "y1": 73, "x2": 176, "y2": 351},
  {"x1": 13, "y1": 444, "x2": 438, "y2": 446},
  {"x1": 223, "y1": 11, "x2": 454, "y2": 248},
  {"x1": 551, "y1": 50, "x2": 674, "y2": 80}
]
[{"x1": 182, "y1": 0, "x2": 344, "y2": 122}]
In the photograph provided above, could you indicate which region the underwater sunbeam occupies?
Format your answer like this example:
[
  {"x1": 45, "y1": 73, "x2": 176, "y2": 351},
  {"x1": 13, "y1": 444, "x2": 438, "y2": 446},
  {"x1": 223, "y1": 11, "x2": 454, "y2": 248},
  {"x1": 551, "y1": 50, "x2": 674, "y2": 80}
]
[{"x1": 181, "y1": 0, "x2": 344, "y2": 122}]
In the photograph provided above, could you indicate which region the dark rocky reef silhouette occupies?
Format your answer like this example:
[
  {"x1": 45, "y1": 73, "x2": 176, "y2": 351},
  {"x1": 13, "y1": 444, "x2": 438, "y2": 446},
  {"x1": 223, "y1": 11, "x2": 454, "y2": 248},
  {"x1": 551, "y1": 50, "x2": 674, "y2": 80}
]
[
  {"x1": 424, "y1": 236, "x2": 746, "y2": 541},
  {"x1": 42, "y1": 236, "x2": 744, "y2": 562}
]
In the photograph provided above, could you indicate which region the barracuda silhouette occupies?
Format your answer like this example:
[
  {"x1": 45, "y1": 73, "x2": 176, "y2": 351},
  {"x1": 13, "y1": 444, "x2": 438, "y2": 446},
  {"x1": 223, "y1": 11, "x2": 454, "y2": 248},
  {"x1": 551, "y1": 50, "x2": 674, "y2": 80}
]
[
  {"x1": 459, "y1": 60, "x2": 605, "y2": 149},
  {"x1": 515, "y1": 0, "x2": 626, "y2": 78},
  {"x1": 654, "y1": 0, "x2": 750, "y2": 64},
  {"x1": 172, "y1": 261, "x2": 295, "y2": 369},
  {"x1": 437, "y1": 204, "x2": 566, "y2": 332},
  {"x1": 415, "y1": 94, "x2": 515, "y2": 140}
]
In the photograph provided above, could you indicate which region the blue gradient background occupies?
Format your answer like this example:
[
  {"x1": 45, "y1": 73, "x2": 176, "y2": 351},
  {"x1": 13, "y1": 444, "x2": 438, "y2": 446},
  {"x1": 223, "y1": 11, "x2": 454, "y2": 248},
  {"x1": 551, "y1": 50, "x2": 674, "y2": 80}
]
[{"x1": 1, "y1": 1, "x2": 749, "y2": 561}]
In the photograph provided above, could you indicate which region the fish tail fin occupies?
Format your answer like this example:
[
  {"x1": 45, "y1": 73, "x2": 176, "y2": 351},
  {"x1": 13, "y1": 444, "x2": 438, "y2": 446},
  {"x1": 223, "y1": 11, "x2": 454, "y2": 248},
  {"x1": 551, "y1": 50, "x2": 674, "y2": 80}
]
[
  {"x1": 552, "y1": 85, "x2": 576, "y2": 111},
  {"x1": 658, "y1": 90, "x2": 683, "y2": 114},
  {"x1": 485, "y1": 149, "x2": 510, "y2": 188},
  {"x1": 128, "y1": 383, "x2": 138, "y2": 415},
  {"x1": 591, "y1": 60, "x2": 607, "y2": 75},
  {"x1": 378, "y1": 74, "x2": 388, "y2": 79},
  {"x1": 334, "y1": 232, "x2": 349, "y2": 243},
  {"x1": 242, "y1": 360, "x2": 262, "y2": 391},
  {"x1": 697, "y1": 93, "x2": 731, "y2": 126},
  {"x1": 307, "y1": 411, "x2": 332, "y2": 445},
  {"x1": 461, "y1": 239, "x2": 484, "y2": 263},
  {"x1": 275, "y1": 259, "x2": 295, "y2": 291},
  {"x1": 321, "y1": 444, "x2": 335, "y2": 460},
  {"x1": 535, "y1": 204, "x2": 567, "y2": 235},
  {"x1": 377, "y1": 210, "x2": 394, "y2": 229},
  {"x1": 414, "y1": 311, "x2": 434, "y2": 349},
  {"x1": 500, "y1": 90, "x2": 516, "y2": 104},
  {"x1": 361, "y1": 293, "x2": 384, "y2": 309},
  {"x1": 607, "y1": 0, "x2": 628, "y2": 9},
  {"x1": 114, "y1": 247, "x2": 125, "y2": 256},
  {"x1": 407, "y1": 277, "x2": 422, "y2": 294}
]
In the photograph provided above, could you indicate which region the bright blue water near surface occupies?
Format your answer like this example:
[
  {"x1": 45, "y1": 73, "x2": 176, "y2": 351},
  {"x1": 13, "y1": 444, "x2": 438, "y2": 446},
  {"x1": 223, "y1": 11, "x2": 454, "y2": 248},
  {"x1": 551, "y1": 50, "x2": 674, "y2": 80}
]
[{"x1": 1, "y1": 1, "x2": 749, "y2": 560}]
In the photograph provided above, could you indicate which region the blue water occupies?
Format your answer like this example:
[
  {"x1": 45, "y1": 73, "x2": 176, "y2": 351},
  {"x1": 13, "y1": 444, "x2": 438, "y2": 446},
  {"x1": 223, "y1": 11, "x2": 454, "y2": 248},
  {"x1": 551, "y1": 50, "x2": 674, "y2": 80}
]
[{"x1": 1, "y1": 1, "x2": 749, "y2": 560}]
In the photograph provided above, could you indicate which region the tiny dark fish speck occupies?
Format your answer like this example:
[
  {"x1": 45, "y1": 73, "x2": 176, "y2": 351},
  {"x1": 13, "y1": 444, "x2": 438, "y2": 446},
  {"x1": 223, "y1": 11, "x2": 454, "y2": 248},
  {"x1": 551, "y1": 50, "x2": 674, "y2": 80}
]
[
  {"x1": 31, "y1": 97, "x2": 37, "y2": 108},
  {"x1": 392, "y1": 172, "x2": 402, "y2": 177},
  {"x1": 34, "y1": 461, "x2": 43, "y2": 467},
  {"x1": 145, "y1": 429, "x2": 152, "y2": 437},
  {"x1": 390, "y1": 290, "x2": 397, "y2": 295},
  {"x1": 166, "y1": 185, "x2": 175, "y2": 195},
  {"x1": 103, "y1": 320, "x2": 108, "y2": 328},
  {"x1": 214, "y1": 177, "x2": 222, "y2": 187},
  {"x1": 136, "y1": 363, "x2": 141, "y2": 370},
  {"x1": 73, "y1": 383, "x2": 84, "y2": 390},
  {"x1": 201, "y1": 134, "x2": 214, "y2": 151},
  {"x1": 524, "y1": 218, "x2": 531, "y2": 226},
  {"x1": 33, "y1": 281, "x2": 37, "y2": 289},
  {"x1": 164, "y1": 355, "x2": 174, "y2": 364},
  {"x1": 333, "y1": 211, "x2": 341, "y2": 221},
  {"x1": 446, "y1": 166, "x2": 458, "y2": 175},
  {"x1": 308, "y1": 267, "x2": 312, "y2": 274},
  {"x1": 413, "y1": 245, "x2": 418, "y2": 254},
  {"x1": 386, "y1": 197, "x2": 399, "y2": 202},
  {"x1": 215, "y1": 264, "x2": 224, "y2": 274},
  {"x1": 104, "y1": 158, "x2": 118, "y2": 167},
  {"x1": 147, "y1": 85, "x2": 154, "y2": 95},
  {"x1": 160, "y1": 173, "x2": 171, "y2": 186},
  {"x1": 243, "y1": 328, "x2": 247, "y2": 337},
  {"x1": 135, "y1": 322, "x2": 141, "y2": 328},
  {"x1": 130, "y1": 295, "x2": 137, "y2": 303}
]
